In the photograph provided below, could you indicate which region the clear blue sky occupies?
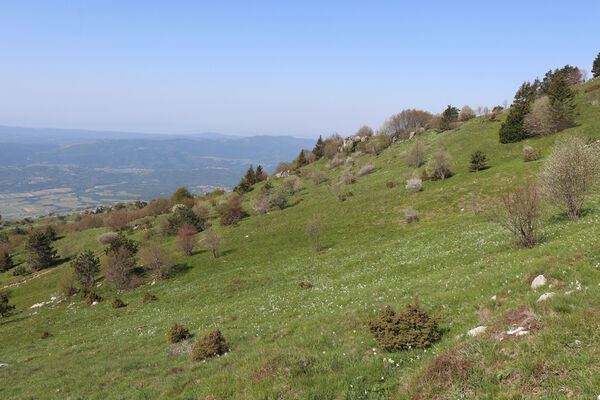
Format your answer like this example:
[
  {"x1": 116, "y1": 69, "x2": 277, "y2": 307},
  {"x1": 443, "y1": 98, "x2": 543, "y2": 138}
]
[{"x1": 0, "y1": 1, "x2": 598, "y2": 138}]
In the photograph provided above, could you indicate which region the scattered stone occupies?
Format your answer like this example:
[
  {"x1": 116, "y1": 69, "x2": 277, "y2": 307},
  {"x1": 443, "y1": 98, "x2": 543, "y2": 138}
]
[
  {"x1": 537, "y1": 292, "x2": 555, "y2": 302},
  {"x1": 0, "y1": 363, "x2": 8, "y2": 367},
  {"x1": 506, "y1": 327, "x2": 528, "y2": 336},
  {"x1": 467, "y1": 326, "x2": 486, "y2": 336},
  {"x1": 491, "y1": 295, "x2": 497, "y2": 301},
  {"x1": 531, "y1": 275, "x2": 546, "y2": 289}
]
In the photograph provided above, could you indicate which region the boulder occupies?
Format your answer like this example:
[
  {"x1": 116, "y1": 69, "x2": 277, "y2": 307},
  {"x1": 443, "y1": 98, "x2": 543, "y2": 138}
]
[
  {"x1": 531, "y1": 275, "x2": 546, "y2": 289},
  {"x1": 537, "y1": 292, "x2": 555, "y2": 302},
  {"x1": 467, "y1": 326, "x2": 486, "y2": 336}
]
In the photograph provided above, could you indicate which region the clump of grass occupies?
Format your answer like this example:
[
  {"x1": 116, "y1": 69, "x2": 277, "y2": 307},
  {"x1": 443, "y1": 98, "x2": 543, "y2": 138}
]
[
  {"x1": 86, "y1": 291, "x2": 103, "y2": 305},
  {"x1": 167, "y1": 323, "x2": 192, "y2": 344},
  {"x1": 143, "y1": 293, "x2": 158, "y2": 304},
  {"x1": 191, "y1": 329, "x2": 230, "y2": 362},
  {"x1": 368, "y1": 300, "x2": 441, "y2": 351},
  {"x1": 40, "y1": 331, "x2": 53, "y2": 339},
  {"x1": 112, "y1": 298, "x2": 126, "y2": 309},
  {"x1": 299, "y1": 281, "x2": 313, "y2": 289}
]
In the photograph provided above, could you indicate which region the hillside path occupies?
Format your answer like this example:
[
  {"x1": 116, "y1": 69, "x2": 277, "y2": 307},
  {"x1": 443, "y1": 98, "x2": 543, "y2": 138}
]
[{"x1": 1, "y1": 269, "x2": 52, "y2": 290}]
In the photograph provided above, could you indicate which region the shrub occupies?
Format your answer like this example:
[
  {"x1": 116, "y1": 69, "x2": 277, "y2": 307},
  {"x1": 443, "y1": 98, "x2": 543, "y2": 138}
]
[
  {"x1": 40, "y1": 331, "x2": 52, "y2": 339},
  {"x1": 106, "y1": 210, "x2": 131, "y2": 231},
  {"x1": 356, "y1": 164, "x2": 375, "y2": 177},
  {"x1": 425, "y1": 147, "x2": 452, "y2": 180},
  {"x1": 143, "y1": 293, "x2": 158, "y2": 303},
  {"x1": 405, "y1": 207, "x2": 419, "y2": 223},
  {"x1": 72, "y1": 250, "x2": 100, "y2": 289},
  {"x1": 171, "y1": 186, "x2": 194, "y2": 204},
  {"x1": 458, "y1": 105, "x2": 476, "y2": 121},
  {"x1": 539, "y1": 136, "x2": 600, "y2": 220},
  {"x1": 524, "y1": 96, "x2": 553, "y2": 136},
  {"x1": 469, "y1": 150, "x2": 489, "y2": 172},
  {"x1": 268, "y1": 185, "x2": 291, "y2": 210},
  {"x1": 102, "y1": 247, "x2": 136, "y2": 291},
  {"x1": 145, "y1": 198, "x2": 172, "y2": 216},
  {"x1": 305, "y1": 218, "x2": 322, "y2": 252},
  {"x1": 167, "y1": 206, "x2": 204, "y2": 235},
  {"x1": 330, "y1": 155, "x2": 345, "y2": 168},
  {"x1": 306, "y1": 169, "x2": 328, "y2": 185},
  {"x1": 0, "y1": 290, "x2": 15, "y2": 317},
  {"x1": 368, "y1": 300, "x2": 442, "y2": 351},
  {"x1": 0, "y1": 249, "x2": 14, "y2": 272},
  {"x1": 191, "y1": 329, "x2": 230, "y2": 361},
  {"x1": 167, "y1": 323, "x2": 191, "y2": 344},
  {"x1": 220, "y1": 208, "x2": 244, "y2": 226},
  {"x1": 192, "y1": 201, "x2": 211, "y2": 220},
  {"x1": 405, "y1": 178, "x2": 422, "y2": 193},
  {"x1": 216, "y1": 194, "x2": 245, "y2": 226},
  {"x1": 139, "y1": 242, "x2": 176, "y2": 279},
  {"x1": 386, "y1": 181, "x2": 397, "y2": 188},
  {"x1": 69, "y1": 215, "x2": 105, "y2": 232},
  {"x1": 252, "y1": 192, "x2": 270, "y2": 215},
  {"x1": 97, "y1": 232, "x2": 118, "y2": 245},
  {"x1": 202, "y1": 227, "x2": 223, "y2": 259},
  {"x1": 12, "y1": 265, "x2": 30, "y2": 276},
  {"x1": 86, "y1": 291, "x2": 103, "y2": 305},
  {"x1": 105, "y1": 232, "x2": 138, "y2": 256},
  {"x1": 523, "y1": 145, "x2": 541, "y2": 162},
  {"x1": 58, "y1": 271, "x2": 78, "y2": 298},
  {"x1": 283, "y1": 176, "x2": 304, "y2": 193},
  {"x1": 175, "y1": 223, "x2": 197, "y2": 257},
  {"x1": 365, "y1": 135, "x2": 390, "y2": 155},
  {"x1": 488, "y1": 183, "x2": 541, "y2": 248},
  {"x1": 26, "y1": 230, "x2": 58, "y2": 272},
  {"x1": 406, "y1": 140, "x2": 426, "y2": 168},
  {"x1": 112, "y1": 298, "x2": 126, "y2": 309}
]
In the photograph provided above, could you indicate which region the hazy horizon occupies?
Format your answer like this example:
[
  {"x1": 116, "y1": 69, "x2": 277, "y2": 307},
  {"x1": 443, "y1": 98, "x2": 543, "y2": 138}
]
[{"x1": 1, "y1": 1, "x2": 598, "y2": 139}]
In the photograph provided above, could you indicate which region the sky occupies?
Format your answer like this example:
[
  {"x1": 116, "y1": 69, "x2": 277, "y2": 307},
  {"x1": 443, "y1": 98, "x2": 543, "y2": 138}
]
[{"x1": 0, "y1": 1, "x2": 598, "y2": 139}]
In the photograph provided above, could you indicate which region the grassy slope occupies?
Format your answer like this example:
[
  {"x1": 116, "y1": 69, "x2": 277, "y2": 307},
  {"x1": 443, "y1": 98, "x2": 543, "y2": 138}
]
[{"x1": 1, "y1": 79, "x2": 600, "y2": 399}]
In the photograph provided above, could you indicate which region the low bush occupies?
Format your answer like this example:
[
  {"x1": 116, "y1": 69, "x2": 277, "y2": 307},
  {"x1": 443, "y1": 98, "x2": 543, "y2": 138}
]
[
  {"x1": 356, "y1": 164, "x2": 376, "y2": 177},
  {"x1": 175, "y1": 224, "x2": 197, "y2": 257},
  {"x1": 368, "y1": 300, "x2": 442, "y2": 351},
  {"x1": 469, "y1": 150, "x2": 489, "y2": 172},
  {"x1": 283, "y1": 176, "x2": 304, "y2": 193},
  {"x1": 112, "y1": 298, "x2": 126, "y2": 309},
  {"x1": 268, "y1": 186, "x2": 291, "y2": 210},
  {"x1": 97, "y1": 232, "x2": 118, "y2": 245},
  {"x1": 86, "y1": 291, "x2": 103, "y2": 305},
  {"x1": 386, "y1": 181, "x2": 397, "y2": 188},
  {"x1": 299, "y1": 281, "x2": 313, "y2": 289},
  {"x1": 143, "y1": 293, "x2": 158, "y2": 303},
  {"x1": 405, "y1": 208, "x2": 419, "y2": 223},
  {"x1": 0, "y1": 290, "x2": 15, "y2": 317},
  {"x1": 425, "y1": 147, "x2": 452, "y2": 180},
  {"x1": 40, "y1": 331, "x2": 53, "y2": 339},
  {"x1": 405, "y1": 178, "x2": 422, "y2": 193},
  {"x1": 167, "y1": 206, "x2": 204, "y2": 235},
  {"x1": 167, "y1": 323, "x2": 192, "y2": 344},
  {"x1": 523, "y1": 145, "x2": 541, "y2": 162},
  {"x1": 12, "y1": 265, "x2": 30, "y2": 276},
  {"x1": 191, "y1": 329, "x2": 230, "y2": 361}
]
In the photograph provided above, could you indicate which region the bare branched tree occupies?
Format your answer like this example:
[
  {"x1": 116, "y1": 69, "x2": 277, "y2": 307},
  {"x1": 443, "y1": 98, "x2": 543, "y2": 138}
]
[{"x1": 305, "y1": 218, "x2": 322, "y2": 252}]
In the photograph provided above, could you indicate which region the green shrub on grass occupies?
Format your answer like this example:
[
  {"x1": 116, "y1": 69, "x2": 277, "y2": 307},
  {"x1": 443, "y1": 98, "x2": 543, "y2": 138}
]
[
  {"x1": 112, "y1": 298, "x2": 126, "y2": 309},
  {"x1": 368, "y1": 300, "x2": 441, "y2": 351},
  {"x1": 86, "y1": 291, "x2": 103, "y2": 305},
  {"x1": 40, "y1": 331, "x2": 52, "y2": 339},
  {"x1": 191, "y1": 329, "x2": 230, "y2": 361},
  {"x1": 167, "y1": 323, "x2": 191, "y2": 344},
  {"x1": 143, "y1": 293, "x2": 158, "y2": 303}
]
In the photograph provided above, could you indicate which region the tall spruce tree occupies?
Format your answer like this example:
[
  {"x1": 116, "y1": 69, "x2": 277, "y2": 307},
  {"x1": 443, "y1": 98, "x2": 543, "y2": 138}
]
[
  {"x1": 244, "y1": 165, "x2": 256, "y2": 186},
  {"x1": 593, "y1": 52, "x2": 600, "y2": 78},
  {"x1": 72, "y1": 250, "x2": 100, "y2": 289},
  {"x1": 499, "y1": 82, "x2": 536, "y2": 143},
  {"x1": 547, "y1": 71, "x2": 575, "y2": 132},
  {"x1": 254, "y1": 165, "x2": 265, "y2": 182},
  {"x1": 26, "y1": 230, "x2": 58, "y2": 271},
  {"x1": 439, "y1": 105, "x2": 459, "y2": 131},
  {"x1": 295, "y1": 150, "x2": 308, "y2": 168},
  {"x1": 312, "y1": 135, "x2": 324, "y2": 159}
]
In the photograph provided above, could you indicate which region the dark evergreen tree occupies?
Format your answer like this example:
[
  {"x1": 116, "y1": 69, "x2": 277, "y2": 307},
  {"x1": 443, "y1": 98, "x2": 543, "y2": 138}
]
[
  {"x1": 105, "y1": 232, "x2": 138, "y2": 256},
  {"x1": 0, "y1": 249, "x2": 14, "y2": 272},
  {"x1": 72, "y1": 250, "x2": 100, "y2": 289},
  {"x1": 295, "y1": 149, "x2": 308, "y2": 168},
  {"x1": 254, "y1": 165, "x2": 265, "y2": 182},
  {"x1": 244, "y1": 165, "x2": 257, "y2": 186},
  {"x1": 547, "y1": 71, "x2": 575, "y2": 132},
  {"x1": 44, "y1": 225, "x2": 57, "y2": 241},
  {"x1": 469, "y1": 150, "x2": 489, "y2": 172},
  {"x1": 26, "y1": 230, "x2": 58, "y2": 271},
  {"x1": 592, "y1": 52, "x2": 600, "y2": 78},
  {"x1": 0, "y1": 290, "x2": 15, "y2": 317},
  {"x1": 234, "y1": 179, "x2": 251, "y2": 194},
  {"x1": 167, "y1": 206, "x2": 204, "y2": 235},
  {"x1": 312, "y1": 135, "x2": 324, "y2": 159},
  {"x1": 439, "y1": 105, "x2": 459, "y2": 131},
  {"x1": 499, "y1": 82, "x2": 536, "y2": 143}
]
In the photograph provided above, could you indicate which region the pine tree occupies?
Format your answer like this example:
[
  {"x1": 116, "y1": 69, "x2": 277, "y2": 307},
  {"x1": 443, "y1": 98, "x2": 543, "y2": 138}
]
[
  {"x1": 499, "y1": 82, "x2": 536, "y2": 143},
  {"x1": 0, "y1": 290, "x2": 15, "y2": 317},
  {"x1": 439, "y1": 105, "x2": 459, "y2": 131},
  {"x1": 592, "y1": 52, "x2": 600, "y2": 78},
  {"x1": 0, "y1": 249, "x2": 14, "y2": 272},
  {"x1": 254, "y1": 165, "x2": 265, "y2": 182},
  {"x1": 26, "y1": 230, "x2": 58, "y2": 272},
  {"x1": 312, "y1": 135, "x2": 324, "y2": 159},
  {"x1": 244, "y1": 165, "x2": 256, "y2": 186},
  {"x1": 296, "y1": 150, "x2": 308, "y2": 168},
  {"x1": 547, "y1": 71, "x2": 575, "y2": 132},
  {"x1": 72, "y1": 250, "x2": 100, "y2": 289},
  {"x1": 469, "y1": 150, "x2": 488, "y2": 172}
]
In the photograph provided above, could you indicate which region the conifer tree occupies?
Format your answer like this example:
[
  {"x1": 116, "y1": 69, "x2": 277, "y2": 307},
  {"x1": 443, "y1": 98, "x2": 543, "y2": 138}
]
[
  {"x1": 439, "y1": 105, "x2": 459, "y2": 131},
  {"x1": 547, "y1": 71, "x2": 575, "y2": 132},
  {"x1": 72, "y1": 250, "x2": 100, "y2": 289},
  {"x1": 312, "y1": 135, "x2": 324, "y2": 159},
  {"x1": 244, "y1": 165, "x2": 256, "y2": 185},
  {"x1": 469, "y1": 150, "x2": 488, "y2": 172},
  {"x1": 499, "y1": 82, "x2": 536, "y2": 143},
  {"x1": 592, "y1": 52, "x2": 600, "y2": 78},
  {"x1": 0, "y1": 249, "x2": 14, "y2": 272},
  {"x1": 0, "y1": 290, "x2": 15, "y2": 317},
  {"x1": 296, "y1": 149, "x2": 308, "y2": 168},
  {"x1": 26, "y1": 230, "x2": 58, "y2": 271},
  {"x1": 254, "y1": 165, "x2": 265, "y2": 182}
]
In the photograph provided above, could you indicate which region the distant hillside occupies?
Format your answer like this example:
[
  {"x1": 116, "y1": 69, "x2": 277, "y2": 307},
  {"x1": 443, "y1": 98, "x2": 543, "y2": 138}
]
[{"x1": 0, "y1": 126, "x2": 315, "y2": 219}]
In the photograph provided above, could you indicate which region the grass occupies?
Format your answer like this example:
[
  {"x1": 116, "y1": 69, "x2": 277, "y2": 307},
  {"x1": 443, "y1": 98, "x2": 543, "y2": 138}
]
[{"x1": 1, "y1": 78, "x2": 600, "y2": 399}]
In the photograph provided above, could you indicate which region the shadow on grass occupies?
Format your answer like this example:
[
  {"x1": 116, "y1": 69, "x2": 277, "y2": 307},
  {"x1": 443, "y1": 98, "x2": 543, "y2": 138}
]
[
  {"x1": 0, "y1": 314, "x2": 31, "y2": 327},
  {"x1": 171, "y1": 263, "x2": 193, "y2": 277},
  {"x1": 547, "y1": 207, "x2": 599, "y2": 224}
]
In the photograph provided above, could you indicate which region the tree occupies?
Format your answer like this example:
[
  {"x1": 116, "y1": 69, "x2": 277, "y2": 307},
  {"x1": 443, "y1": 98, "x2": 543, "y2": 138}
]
[
  {"x1": 295, "y1": 150, "x2": 309, "y2": 168},
  {"x1": 469, "y1": 150, "x2": 488, "y2": 172},
  {"x1": 459, "y1": 105, "x2": 476, "y2": 122},
  {"x1": 175, "y1": 223, "x2": 197, "y2": 257},
  {"x1": 107, "y1": 210, "x2": 130, "y2": 231},
  {"x1": 439, "y1": 105, "x2": 459, "y2": 131},
  {"x1": 71, "y1": 250, "x2": 100, "y2": 289},
  {"x1": 406, "y1": 140, "x2": 426, "y2": 168},
  {"x1": 524, "y1": 96, "x2": 553, "y2": 137},
  {"x1": 488, "y1": 184, "x2": 541, "y2": 248},
  {"x1": 547, "y1": 71, "x2": 575, "y2": 132},
  {"x1": 425, "y1": 147, "x2": 452, "y2": 180},
  {"x1": 539, "y1": 136, "x2": 600, "y2": 220},
  {"x1": 305, "y1": 218, "x2": 322, "y2": 252},
  {"x1": 593, "y1": 52, "x2": 600, "y2": 78},
  {"x1": 139, "y1": 243, "x2": 176, "y2": 279},
  {"x1": 167, "y1": 206, "x2": 204, "y2": 235},
  {"x1": 254, "y1": 165, "x2": 266, "y2": 182},
  {"x1": 105, "y1": 232, "x2": 138, "y2": 256},
  {"x1": 102, "y1": 247, "x2": 136, "y2": 291},
  {"x1": 26, "y1": 230, "x2": 58, "y2": 271},
  {"x1": 244, "y1": 165, "x2": 257, "y2": 186},
  {"x1": 312, "y1": 135, "x2": 324, "y2": 159},
  {"x1": 202, "y1": 226, "x2": 223, "y2": 259},
  {"x1": 499, "y1": 82, "x2": 536, "y2": 143},
  {"x1": 171, "y1": 186, "x2": 194, "y2": 204},
  {"x1": 379, "y1": 109, "x2": 432, "y2": 139},
  {"x1": 0, "y1": 290, "x2": 15, "y2": 317},
  {"x1": 355, "y1": 125, "x2": 374, "y2": 137},
  {"x1": 0, "y1": 249, "x2": 14, "y2": 272}
]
